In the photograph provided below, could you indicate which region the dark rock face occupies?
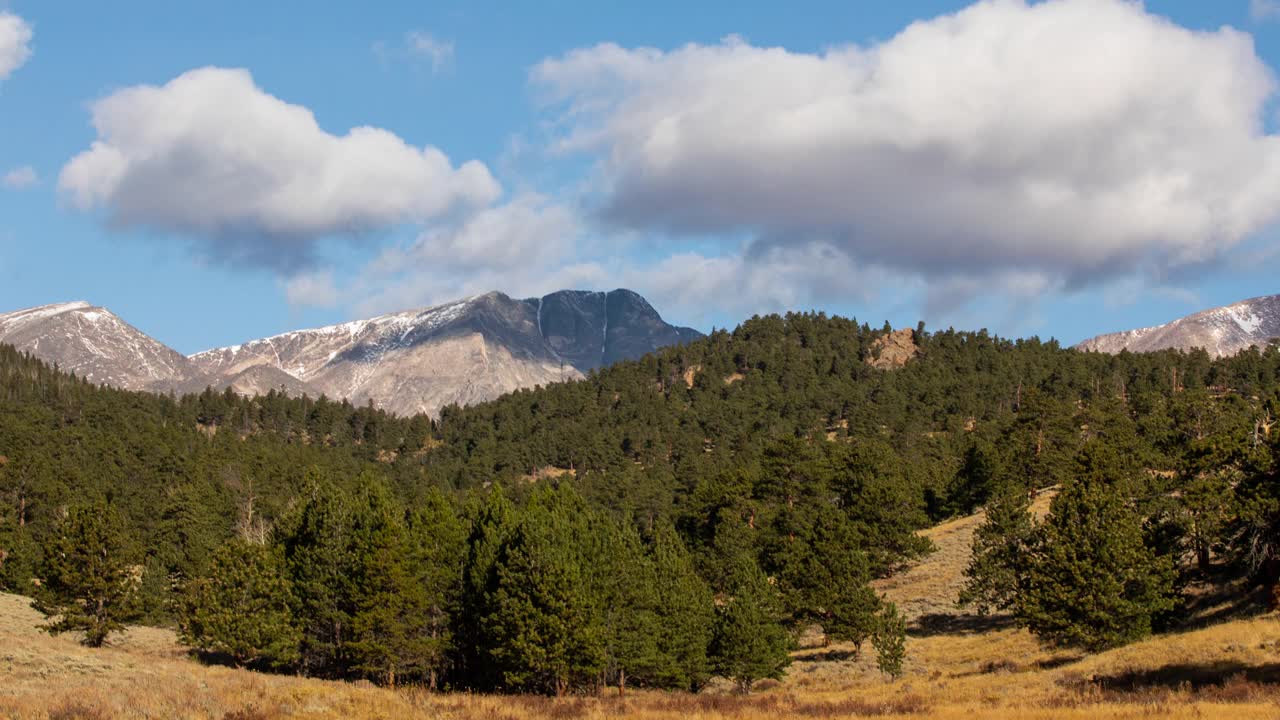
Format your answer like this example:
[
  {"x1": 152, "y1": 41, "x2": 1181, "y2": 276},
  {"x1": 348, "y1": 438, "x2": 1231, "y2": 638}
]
[
  {"x1": 0, "y1": 289, "x2": 701, "y2": 417},
  {"x1": 527, "y1": 289, "x2": 702, "y2": 372},
  {"x1": 603, "y1": 289, "x2": 703, "y2": 368}
]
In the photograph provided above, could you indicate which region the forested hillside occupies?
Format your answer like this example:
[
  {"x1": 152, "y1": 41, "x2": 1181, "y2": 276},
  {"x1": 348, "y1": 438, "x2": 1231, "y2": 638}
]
[{"x1": 2, "y1": 314, "x2": 1280, "y2": 694}]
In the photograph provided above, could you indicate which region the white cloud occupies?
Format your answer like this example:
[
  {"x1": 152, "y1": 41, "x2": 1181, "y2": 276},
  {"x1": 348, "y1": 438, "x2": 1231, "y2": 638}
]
[
  {"x1": 284, "y1": 270, "x2": 340, "y2": 309},
  {"x1": 289, "y1": 195, "x2": 589, "y2": 315},
  {"x1": 2, "y1": 165, "x2": 37, "y2": 190},
  {"x1": 0, "y1": 12, "x2": 32, "y2": 81},
  {"x1": 614, "y1": 243, "x2": 879, "y2": 325},
  {"x1": 0, "y1": 12, "x2": 30, "y2": 81},
  {"x1": 1252, "y1": 0, "x2": 1280, "y2": 22},
  {"x1": 59, "y1": 67, "x2": 500, "y2": 269},
  {"x1": 406, "y1": 32, "x2": 455, "y2": 73},
  {"x1": 533, "y1": 0, "x2": 1280, "y2": 293},
  {"x1": 378, "y1": 193, "x2": 578, "y2": 274},
  {"x1": 374, "y1": 32, "x2": 455, "y2": 74}
]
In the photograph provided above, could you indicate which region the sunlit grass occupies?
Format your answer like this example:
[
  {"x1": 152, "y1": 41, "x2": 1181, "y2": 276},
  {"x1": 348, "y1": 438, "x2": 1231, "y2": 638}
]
[{"x1": 3, "y1": 490, "x2": 1278, "y2": 719}]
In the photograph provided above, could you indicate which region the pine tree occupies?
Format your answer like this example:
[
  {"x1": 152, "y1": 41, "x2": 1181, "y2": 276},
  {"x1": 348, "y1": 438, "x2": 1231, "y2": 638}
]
[
  {"x1": 345, "y1": 475, "x2": 431, "y2": 686},
  {"x1": 458, "y1": 487, "x2": 516, "y2": 689},
  {"x1": 944, "y1": 439, "x2": 1006, "y2": 516},
  {"x1": 595, "y1": 518, "x2": 662, "y2": 694},
  {"x1": 177, "y1": 540, "x2": 300, "y2": 668},
  {"x1": 405, "y1": 487, "x2": 466, "y2": 689},
  {"x1": 482, "y1": 490, "x2": 605, "y2": 695},
  {"x1": 871, "y1": 601, "x2": 906, "y2": 678},
  {"x1": 33, "y1": 503, "x2": 140, "y2": 647},
  {"x1": 770, "y1": 507, "x2": 880, "y2": 651},
  {"x1": 649, "y1": 521, "x2": 714, "y2": 691},
  {"x1": 280, "y1": 477, "x2": 352, "y2": 676},
  {"x1": 959, "y1": 483, "x2": 1035, "y2": 615},
  {"x1": 709, "y1": 556, "x2": 793, "y2": 693},
  {"x1": 1016, "y1": 444, "x2": 1176, "y2": 651}
]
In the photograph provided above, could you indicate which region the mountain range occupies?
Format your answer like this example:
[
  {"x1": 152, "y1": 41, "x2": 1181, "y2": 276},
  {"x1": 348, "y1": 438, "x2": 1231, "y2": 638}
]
[
  {"x1": 0, "y1": 289, "x2": 700, "y2": 416},
  {"x1": 1075, "y1": 293, "x2": 1280, "y2": 358}
]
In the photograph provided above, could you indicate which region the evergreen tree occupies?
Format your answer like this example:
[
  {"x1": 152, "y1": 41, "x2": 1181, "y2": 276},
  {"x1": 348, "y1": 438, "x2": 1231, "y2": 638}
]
[
  {"x1": 345, "y1": 475, "x2": 432, "y2": 686},
  {"x1": 405, "y1": 487, "x2": 467, "y2": 689},
  {"x1": 944, "y1": 439, "x2": 1006, "y2": 516},
  {"x1": 649, "y1": 521, "x2": 714, "y2": 691},
  {"x1": 482, "y1": 492, "x2": 605, "y2": 695},
  {"x1": 709, "y1": 556, "x2": 792, "y2": 693},
  {"x1": 457, "y1": 487, "x2": 516, "y2": 689},
  {"x1": 1016, "y1": 444, "x2": 1176, "y2": 651},
  {"x1": 959, "y1": 483, "x2": 1035, "y2": 614},
  {"x1": 280, "y1": 477, "x2": 352, "y2": 676},
  {"x1": 177, "y1": 540, "x2": 300, "y2": 668},
  {"x1": 595, "y1": 518, "x2": 662, "y2": 694},
  {"x1": 770, "y1": 507, "x2": 880, "y2": 651},
  {"x1": 32, "y1": 503, "x2": 140, "y2": 647},
  {"x1": 871, "y1": 601, "x2": 906, "y2": 678}
]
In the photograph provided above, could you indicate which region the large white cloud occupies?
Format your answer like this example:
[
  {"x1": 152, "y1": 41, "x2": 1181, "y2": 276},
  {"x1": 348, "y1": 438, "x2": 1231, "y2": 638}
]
[
  {"x1": 0, "y1": 13, "x2": 32, "y2": 81},
  {"x1": 290, "y1": 195, "x2": 589, "y2": 315},
  {"x1": 60, "y1": 67, "x2": 500, "y2": 268},
  {"x1": 533, "y1": 0, "x2": 1280, "y2": 288}
]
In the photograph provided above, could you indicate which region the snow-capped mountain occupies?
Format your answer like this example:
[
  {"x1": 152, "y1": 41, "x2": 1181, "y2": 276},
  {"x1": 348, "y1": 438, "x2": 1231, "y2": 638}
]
[
  {"x1": 0, "y1": 289, "x2": 700, "y2": 417},
  {"x1": 0, "y1": 301, "x2": 201, "y2": 390},
  {"x1": 190, "y1": 289, "x2": 701, "y2": 417},
  {"x1": 1075, "y1": 294, "x2": 1280, "y2": 358}
]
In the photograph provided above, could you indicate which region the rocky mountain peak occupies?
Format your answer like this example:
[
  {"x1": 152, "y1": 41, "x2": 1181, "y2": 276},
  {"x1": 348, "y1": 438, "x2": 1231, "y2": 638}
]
[
  {"x1": 0, "y1": 301, "x2": 198, "y2": 389},
  {"x1": 1075, "y1": 294, "x2": 1280, "y2": 358},
  {"x1": 0, "y1": 289, "x2": 700, "y2": 416}
]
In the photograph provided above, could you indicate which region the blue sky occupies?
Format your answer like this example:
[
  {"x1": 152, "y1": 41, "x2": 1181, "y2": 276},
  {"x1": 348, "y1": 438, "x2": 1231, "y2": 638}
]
[{"x1": 3, "y1": 1, "x2": 1280, "y2": 353}]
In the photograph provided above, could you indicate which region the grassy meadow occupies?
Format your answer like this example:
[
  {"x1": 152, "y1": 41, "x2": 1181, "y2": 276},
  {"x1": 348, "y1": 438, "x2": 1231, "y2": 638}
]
[{"x1": 3, "y1": 494, "x2": 1279, "y2": 719}]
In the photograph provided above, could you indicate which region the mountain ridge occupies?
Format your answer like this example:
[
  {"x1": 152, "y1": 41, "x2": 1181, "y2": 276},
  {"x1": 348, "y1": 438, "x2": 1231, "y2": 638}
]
[
  {"x1": 1075, "y1": 293, "x2": 1280, "y2": 358},
  {"x1": 0, "y1": 289, "x2": 700, "y2": 416}
]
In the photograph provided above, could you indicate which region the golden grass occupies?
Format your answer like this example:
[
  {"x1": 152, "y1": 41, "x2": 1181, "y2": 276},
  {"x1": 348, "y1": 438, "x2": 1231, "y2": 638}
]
[
  {"x1": 4, "y1": 489, "x2": 1279, "y2": 719},
  {"x1": 870, "y1": 489, "x2": 1054, "y2": 622}
]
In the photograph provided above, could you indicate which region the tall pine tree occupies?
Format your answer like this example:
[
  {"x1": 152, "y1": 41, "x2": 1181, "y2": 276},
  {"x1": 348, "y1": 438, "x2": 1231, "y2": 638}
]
[
  {"x1": 649, "y1": 521, "x2": 714, "y2": 691},
  {"x1": 709, "y1": 556, "x2": 793, "y2": 693},
  {"x1": 177, "y1": 540, "x2": 300, "y2": 668},
  {"x1": 33, "y1": 503, "x2": 140, "y2": 647},
  {"x1": 1017, "y1": 444, "x2": 1176, "y2": 651}
]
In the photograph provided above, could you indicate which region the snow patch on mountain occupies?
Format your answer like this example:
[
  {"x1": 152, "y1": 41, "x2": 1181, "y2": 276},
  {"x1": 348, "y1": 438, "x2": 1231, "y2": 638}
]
[{"x1": 1077, "y1": 294, "x2": 1280, "y2": 358}]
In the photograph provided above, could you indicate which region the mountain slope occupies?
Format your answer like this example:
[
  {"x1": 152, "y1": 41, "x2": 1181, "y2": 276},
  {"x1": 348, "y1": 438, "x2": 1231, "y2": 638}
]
[
  {"x1": 1076, "y1": 294, "x2": 1280, "y2": 358},
  {"x1": 189, "y1": 289, "x2": 700, "y2": 416},
  {"x1": 0, "y1": 289, "x2": 699, "y2": 416},
  {"x1": 0, "y1": 301, "x2": 200, "y2": 391}
]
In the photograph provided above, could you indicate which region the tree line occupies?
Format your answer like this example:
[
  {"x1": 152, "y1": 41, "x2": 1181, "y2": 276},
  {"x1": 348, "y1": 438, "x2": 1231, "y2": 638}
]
[{"x1": 32, "y1": 474, "x2": 904, "y2": 693}]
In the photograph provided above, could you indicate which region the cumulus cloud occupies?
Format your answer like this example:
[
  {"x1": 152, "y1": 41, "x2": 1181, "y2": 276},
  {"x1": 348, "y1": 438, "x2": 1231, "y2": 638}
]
[
  {"x1": 612, "y1": 244, "x2": 878, "y2": 324},
  {"x1": 59, "y1": 67, "x2": 499, "y2": 269},
  {"x1": 533, "y1": 0, "x2": 1280, "y2": 295},
  {"x1": 2, "y1": 166, "x2": 37, "y2": 190},
  {"x1": 284, "y1": 270, "x2": 340, "y2": 309},
  {"x1": 288, "y1": 195, "x2": 590, "y2": 315},
  {"x1": 0, "y1": 12, "x2": 32, "y2": 81}
]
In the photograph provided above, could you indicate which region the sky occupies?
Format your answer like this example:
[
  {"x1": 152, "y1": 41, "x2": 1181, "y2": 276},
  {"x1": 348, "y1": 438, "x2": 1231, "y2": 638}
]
[{"x1": 4, "y1": 1, "x2": 1280, "y2": 354}]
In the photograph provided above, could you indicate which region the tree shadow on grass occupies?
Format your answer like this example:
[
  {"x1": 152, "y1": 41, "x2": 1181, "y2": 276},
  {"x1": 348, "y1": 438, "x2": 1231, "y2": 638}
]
[
  {"x1": 1087, "y1": 662, "x2": 1280, "y2": 693},
  {"x1": 909, "y1": 611, "x2": 1016, "y2": 637},
  {"x1": 792, "y1": 647, "x2": 863, "y2": 663}
]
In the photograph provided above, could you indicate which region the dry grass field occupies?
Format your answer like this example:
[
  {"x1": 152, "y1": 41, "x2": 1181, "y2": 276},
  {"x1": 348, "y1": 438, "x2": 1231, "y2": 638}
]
[{"x1": 3, "y1": 496, "x2": 1279, "y2": 719}]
